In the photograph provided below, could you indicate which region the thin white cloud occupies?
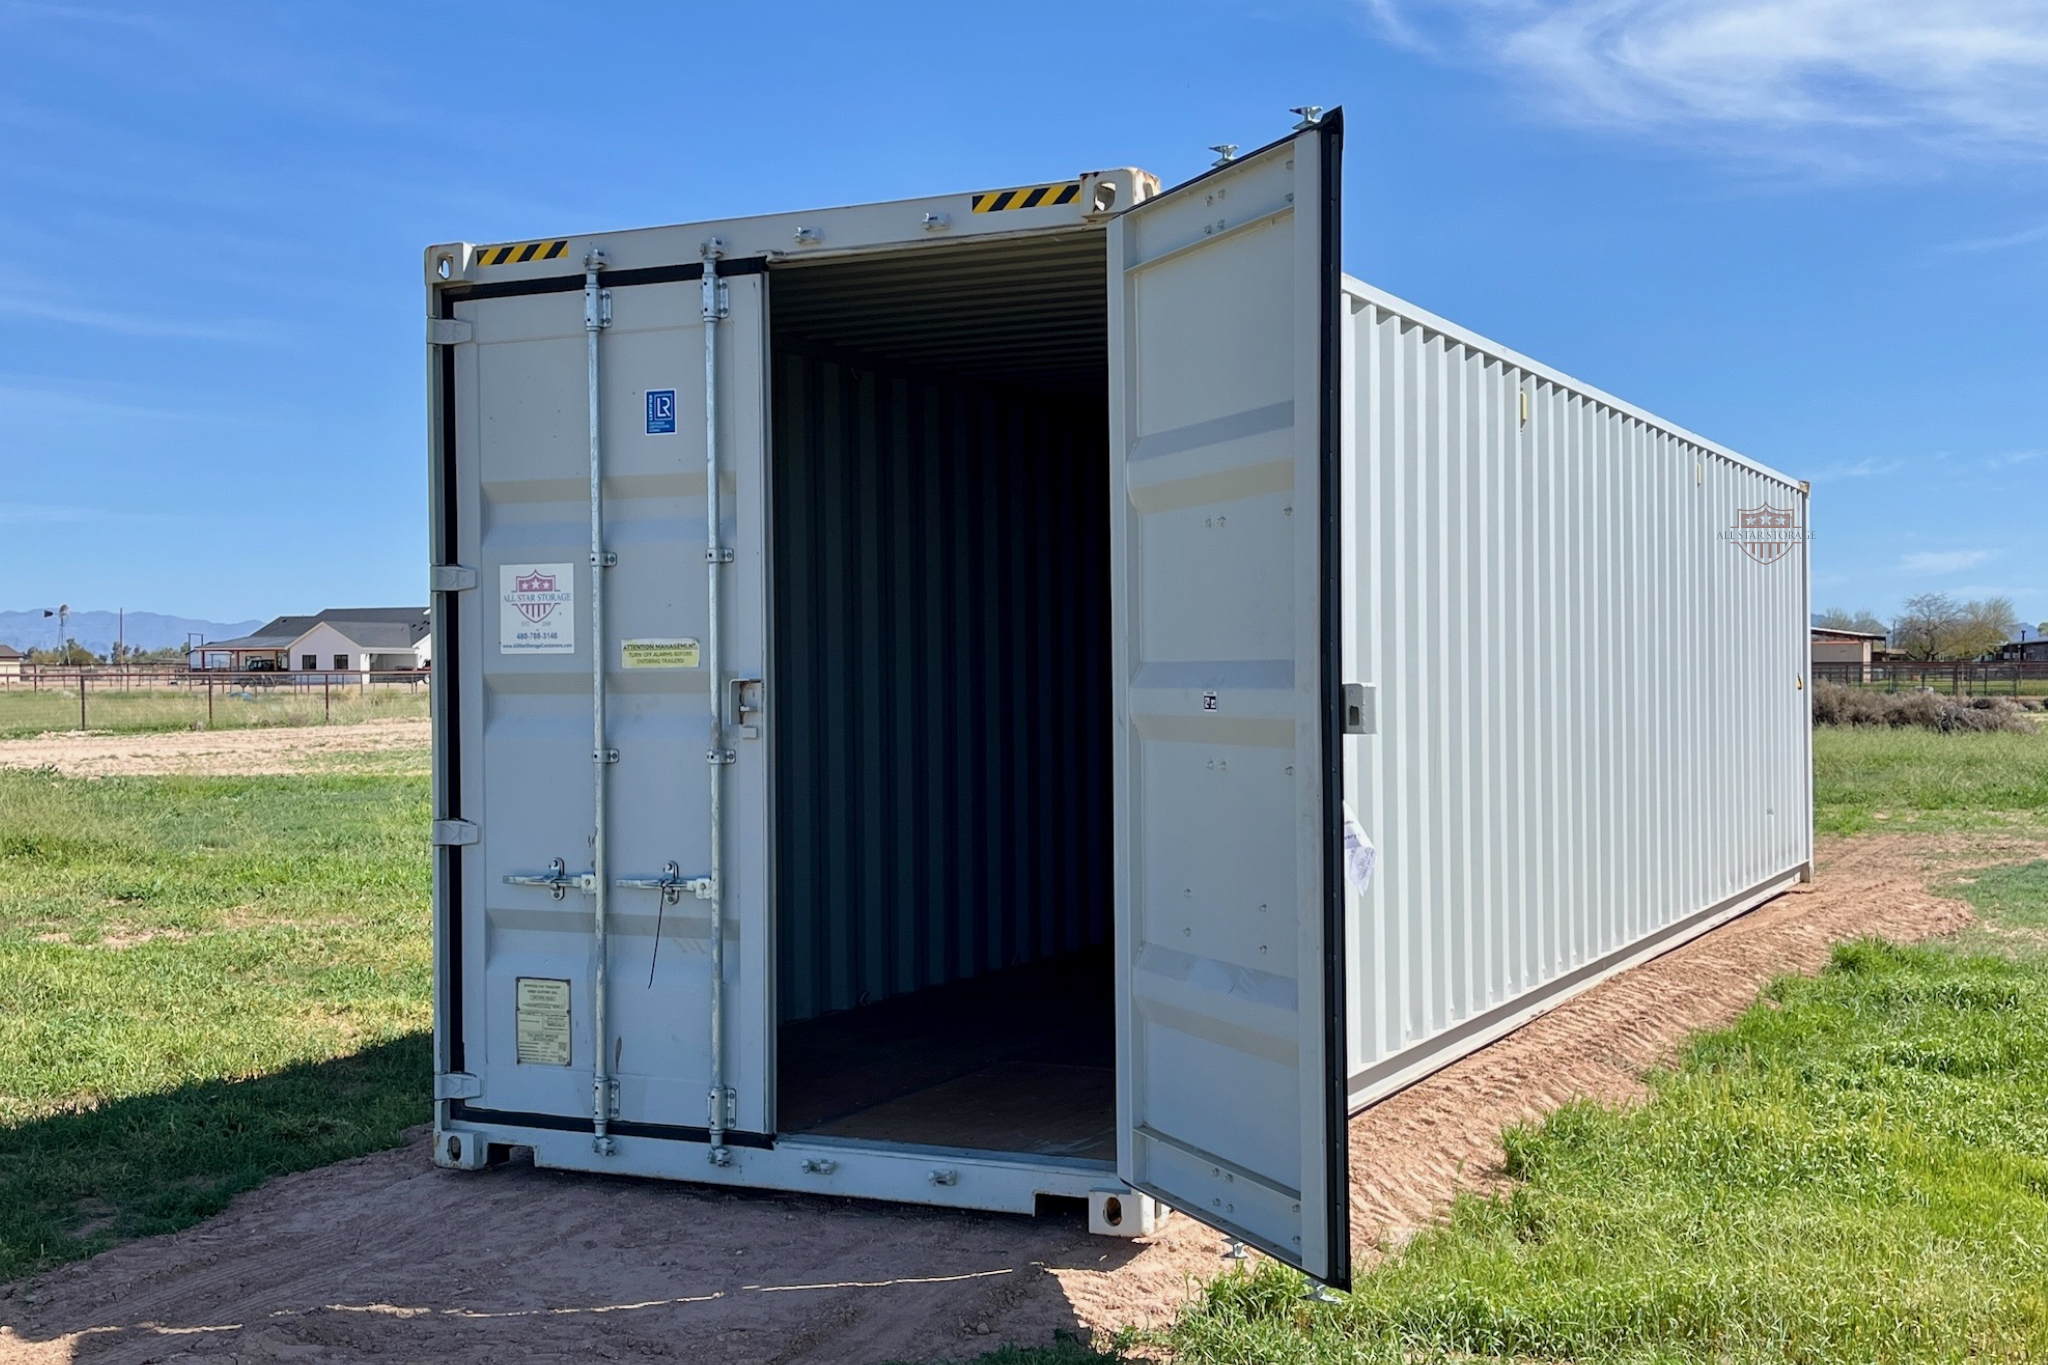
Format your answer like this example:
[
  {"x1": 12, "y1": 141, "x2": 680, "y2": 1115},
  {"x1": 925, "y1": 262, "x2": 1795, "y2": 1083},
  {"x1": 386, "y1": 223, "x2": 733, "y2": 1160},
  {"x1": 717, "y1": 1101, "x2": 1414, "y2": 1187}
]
[
  {"x1": 1943, "y1": 221, "x2": 2048, "y2": 252},
  {"x1": 1984, "y1": 449, "x2": 2044, "y2": 469},
  {"x1": 0, "y1": 286, "x2": 272, "y2": 343},
  {"x1": 1808, "y1": 457, "x2": 1902, "y2": 481},
  {"x1": 1364, "y1": 1, "x2": 2048, "y2": 167},
  {"x1": 0, "y1": 378, "x2": 234, "y2": 424},
  {"x1": 1901, "y1": 549, "x2": 1993, "y2": 574}
]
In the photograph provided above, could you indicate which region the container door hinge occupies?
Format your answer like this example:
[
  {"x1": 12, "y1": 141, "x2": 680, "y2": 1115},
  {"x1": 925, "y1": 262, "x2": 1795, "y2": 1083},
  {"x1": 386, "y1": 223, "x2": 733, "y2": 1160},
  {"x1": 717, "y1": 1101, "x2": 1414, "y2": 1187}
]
[
  {"x1": 431, "y1": 819, "x2": 479, "y2": 847},
  {"x1": 434, "y1": 1071, "x2": 482, "y2": 1100},
  {"x1": 427, "y1": 317, "x2": 474, "y2": 346},
  {"x1": 430, "y1": 564, "x2": 477, "y2": 593},
  {"x1": 1341, "y1": 682, "x2": 1376, "y2": 736},
  {"x1": 709, "y1": 1087, "x2": 737, "y2": 1127}
]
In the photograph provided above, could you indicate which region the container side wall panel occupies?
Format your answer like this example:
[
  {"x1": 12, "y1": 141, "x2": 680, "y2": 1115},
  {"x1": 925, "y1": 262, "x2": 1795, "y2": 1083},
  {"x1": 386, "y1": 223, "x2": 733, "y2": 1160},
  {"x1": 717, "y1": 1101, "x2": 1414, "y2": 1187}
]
[{"x1": 1342, "y1": 285, "x2": 1811, "y2": 1107}]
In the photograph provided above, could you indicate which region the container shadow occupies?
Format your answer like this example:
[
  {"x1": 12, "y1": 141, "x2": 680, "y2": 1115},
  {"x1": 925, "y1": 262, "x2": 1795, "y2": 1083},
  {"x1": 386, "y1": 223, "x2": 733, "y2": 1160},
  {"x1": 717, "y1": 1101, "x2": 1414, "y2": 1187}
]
[{"x1": 0, "y1": 1033, "x2": 432, "y2": 1284}]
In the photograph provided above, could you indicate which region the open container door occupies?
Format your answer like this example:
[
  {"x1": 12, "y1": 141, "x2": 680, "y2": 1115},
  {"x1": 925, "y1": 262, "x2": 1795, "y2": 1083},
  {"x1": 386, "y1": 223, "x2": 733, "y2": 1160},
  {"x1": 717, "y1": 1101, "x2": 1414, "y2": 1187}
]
[{"x1": 1106, "y1": 114, "x2": 1349, "y2": 1286}]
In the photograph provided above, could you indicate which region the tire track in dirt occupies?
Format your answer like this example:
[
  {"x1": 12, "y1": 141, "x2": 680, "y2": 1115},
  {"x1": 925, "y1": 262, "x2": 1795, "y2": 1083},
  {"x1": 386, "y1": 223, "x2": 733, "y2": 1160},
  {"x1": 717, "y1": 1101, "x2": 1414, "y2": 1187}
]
[{"x1": 0, "y1": 834, "x2": 2006, "y2": 1363}]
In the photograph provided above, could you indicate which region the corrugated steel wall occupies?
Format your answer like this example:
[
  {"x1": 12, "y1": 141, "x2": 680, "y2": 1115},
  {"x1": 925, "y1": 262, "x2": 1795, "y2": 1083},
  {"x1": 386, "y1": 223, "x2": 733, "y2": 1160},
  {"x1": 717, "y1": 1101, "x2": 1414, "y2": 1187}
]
[
  {"x1": 1340, "y1": 279, "x2": 1812, "y2": 1104},
  {"x1": 771, "y1": 346, "x2": 1112, "y2": 1022}
]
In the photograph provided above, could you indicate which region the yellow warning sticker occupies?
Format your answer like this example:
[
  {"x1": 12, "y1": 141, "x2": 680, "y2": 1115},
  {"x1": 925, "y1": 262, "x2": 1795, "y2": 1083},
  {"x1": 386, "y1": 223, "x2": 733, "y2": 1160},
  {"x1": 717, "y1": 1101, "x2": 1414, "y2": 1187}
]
[
  {"x1": 622, "y1": 638, "x2": 701, "y2": 669},
  {"x1": 477, "y1": 238, "x2": 571, "y2": 267},
  {"x1": 970, "y1": 181, "x2": 1080, "y2": 213},
  {"x1": 515, "y1": 978, "x2": 571, "y2": 1066}
]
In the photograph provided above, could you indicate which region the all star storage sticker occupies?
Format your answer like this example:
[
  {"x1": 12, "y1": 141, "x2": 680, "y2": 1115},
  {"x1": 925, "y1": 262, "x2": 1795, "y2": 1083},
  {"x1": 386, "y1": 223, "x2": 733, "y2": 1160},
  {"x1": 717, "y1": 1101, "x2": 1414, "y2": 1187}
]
[{"x1": 500, "y1": 563, "x2": 575, "y2": 654}]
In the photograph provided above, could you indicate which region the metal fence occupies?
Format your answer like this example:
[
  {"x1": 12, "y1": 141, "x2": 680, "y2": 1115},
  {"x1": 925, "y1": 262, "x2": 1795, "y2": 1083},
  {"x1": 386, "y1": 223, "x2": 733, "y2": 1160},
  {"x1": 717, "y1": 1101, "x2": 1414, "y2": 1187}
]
[
  {"x1": 1, "y1": 667, "x2": 431, "y2": 732},
  {"x1": 1812, "y1": 661, "x2": 2048, "y2": 695}
]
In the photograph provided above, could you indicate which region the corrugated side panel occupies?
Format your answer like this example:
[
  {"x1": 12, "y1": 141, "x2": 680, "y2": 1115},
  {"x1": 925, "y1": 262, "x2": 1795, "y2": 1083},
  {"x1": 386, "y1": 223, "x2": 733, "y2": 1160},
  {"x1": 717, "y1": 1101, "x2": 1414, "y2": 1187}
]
[
  {"x1": 1340, "y1": 280, "x2": 1812, "y2": 1106},
  {"x1": 771, "y1": 348, "x2": 1111, "y2": 1023}
]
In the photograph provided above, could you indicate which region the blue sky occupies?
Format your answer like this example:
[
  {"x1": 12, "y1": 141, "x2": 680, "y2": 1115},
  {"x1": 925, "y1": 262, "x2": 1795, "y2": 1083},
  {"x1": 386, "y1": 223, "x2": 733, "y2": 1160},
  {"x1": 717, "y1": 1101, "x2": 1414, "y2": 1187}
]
[{"x1": 1, "y1": 0, "x2": 2042, "y2": 629}]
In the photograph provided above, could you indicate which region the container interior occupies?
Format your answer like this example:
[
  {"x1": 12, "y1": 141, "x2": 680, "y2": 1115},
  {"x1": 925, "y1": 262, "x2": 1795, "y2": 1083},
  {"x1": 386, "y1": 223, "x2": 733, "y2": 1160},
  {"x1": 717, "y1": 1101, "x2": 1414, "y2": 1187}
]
[{"x1": 768, "y1": 229, "x2": 1115, "y2": 1160}]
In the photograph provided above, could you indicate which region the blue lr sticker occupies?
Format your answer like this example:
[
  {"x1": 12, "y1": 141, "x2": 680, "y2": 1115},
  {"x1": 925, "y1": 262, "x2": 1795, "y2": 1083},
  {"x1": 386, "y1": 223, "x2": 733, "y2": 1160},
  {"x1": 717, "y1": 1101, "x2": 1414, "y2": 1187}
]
[{"x1": 645, "y1": 389, "x2": 676, "y2": 435}]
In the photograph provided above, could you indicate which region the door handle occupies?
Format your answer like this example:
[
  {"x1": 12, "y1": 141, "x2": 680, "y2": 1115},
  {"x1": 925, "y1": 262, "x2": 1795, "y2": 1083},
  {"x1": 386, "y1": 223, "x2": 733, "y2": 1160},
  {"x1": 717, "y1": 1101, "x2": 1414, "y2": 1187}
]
[{"x1": 730, "y1": 677, "x2": 764, "y2": 739}]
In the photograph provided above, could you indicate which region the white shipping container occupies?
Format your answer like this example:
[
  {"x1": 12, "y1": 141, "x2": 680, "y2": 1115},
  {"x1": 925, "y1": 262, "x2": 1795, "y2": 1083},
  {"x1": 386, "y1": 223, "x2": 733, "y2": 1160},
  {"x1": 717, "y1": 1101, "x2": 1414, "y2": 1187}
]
[{"x1": 423, "y1": 111, "x2": 1812, "y2": 1288}]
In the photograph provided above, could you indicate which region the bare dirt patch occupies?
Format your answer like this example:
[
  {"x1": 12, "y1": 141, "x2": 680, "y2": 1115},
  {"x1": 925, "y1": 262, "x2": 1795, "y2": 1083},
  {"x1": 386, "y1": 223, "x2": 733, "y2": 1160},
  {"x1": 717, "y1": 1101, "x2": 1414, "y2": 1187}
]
[
  {"x1": 0, "y1": 834, "x2": 1997, "y2": 1365},
  {"x1": 0, "y1": 719, "x2": 429, "y2": 779}
]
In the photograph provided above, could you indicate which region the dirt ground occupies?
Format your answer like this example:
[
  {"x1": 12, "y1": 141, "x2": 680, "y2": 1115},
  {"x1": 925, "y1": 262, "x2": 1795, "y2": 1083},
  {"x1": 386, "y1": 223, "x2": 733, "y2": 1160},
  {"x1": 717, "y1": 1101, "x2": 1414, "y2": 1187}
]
[
  {"x1": 0, "y1": 834, "x2": 2001, "y2": 1365},
  {"x1": 0, "y1": 720, "x2": 429, "y2": 778}
]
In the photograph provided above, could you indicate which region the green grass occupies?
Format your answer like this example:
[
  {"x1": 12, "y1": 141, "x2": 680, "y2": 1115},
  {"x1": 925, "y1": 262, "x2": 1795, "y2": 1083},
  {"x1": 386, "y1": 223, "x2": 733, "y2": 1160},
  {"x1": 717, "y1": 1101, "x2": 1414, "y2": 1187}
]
[
  {"x1": 1814, "y1": 726, "x2": 2048, "y2": 835},
  {"x1": 0, "y1": 768, "x2": 431, "y2": 1280},
  {"x1": 1046, "y1": 857, "x2": 2048, "y2": 1365},
  {"x1": 950, "y1": 733, "x2": 2048, "y2": 1364},
  {"x1": 0, "y1": 681, "x2": 430, "y2": 739}
]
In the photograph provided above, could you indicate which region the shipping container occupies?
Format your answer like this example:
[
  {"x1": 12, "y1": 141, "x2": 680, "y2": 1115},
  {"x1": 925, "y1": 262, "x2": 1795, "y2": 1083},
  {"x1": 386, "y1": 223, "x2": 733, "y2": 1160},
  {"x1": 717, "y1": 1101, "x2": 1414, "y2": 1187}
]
[{"x1": 424, "y1": 110, "x2": 1812, "y2": 1288}]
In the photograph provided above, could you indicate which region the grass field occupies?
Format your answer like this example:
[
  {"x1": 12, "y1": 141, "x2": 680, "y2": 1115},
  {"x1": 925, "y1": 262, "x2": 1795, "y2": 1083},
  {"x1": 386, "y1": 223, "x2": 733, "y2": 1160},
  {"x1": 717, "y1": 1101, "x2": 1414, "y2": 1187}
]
[
  {"x1": 1078, "y1": 727, "x2": 2048, "y2": 1365},
  {"x1": 1814, "y1": 725, "x2": 2048, "y2": 835},
  {"x1": 5, "y1": 726, "x2": 2048, "y2": 1365},
  {"x1": 0, "y1": 769, "x2": 430, "y2": 1280},
  {"x1": 0, "y1": 681, "x2": 430, "y2": 739}
]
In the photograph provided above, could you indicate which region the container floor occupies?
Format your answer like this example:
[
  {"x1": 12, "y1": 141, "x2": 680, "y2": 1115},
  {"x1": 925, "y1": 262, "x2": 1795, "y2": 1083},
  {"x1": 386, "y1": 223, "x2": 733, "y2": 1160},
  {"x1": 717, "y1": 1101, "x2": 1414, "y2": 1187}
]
[{"x1": 776, "y1": 951, "x2": 1115, "y2": 1162}]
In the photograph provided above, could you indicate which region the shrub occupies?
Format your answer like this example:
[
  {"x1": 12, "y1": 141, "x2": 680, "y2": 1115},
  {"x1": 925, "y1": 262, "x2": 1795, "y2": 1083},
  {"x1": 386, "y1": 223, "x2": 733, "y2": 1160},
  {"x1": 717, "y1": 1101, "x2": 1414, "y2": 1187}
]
[{"x1": 1811, "y1": 681, "x2": 2038, "y2": 734}]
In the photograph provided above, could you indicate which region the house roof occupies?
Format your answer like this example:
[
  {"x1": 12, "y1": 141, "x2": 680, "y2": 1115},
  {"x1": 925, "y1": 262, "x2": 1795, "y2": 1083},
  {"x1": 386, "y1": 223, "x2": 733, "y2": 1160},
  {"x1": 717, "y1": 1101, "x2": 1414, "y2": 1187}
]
[
  {"x1": 1811, "y1": 627, "x2": 1887, "y2": 640},
  {"x1": 199, "y1": 608, "x2": 429, "y2": 653},
  {"x1": 0, "y1": 644, "x2": 21, "y2": 659}
]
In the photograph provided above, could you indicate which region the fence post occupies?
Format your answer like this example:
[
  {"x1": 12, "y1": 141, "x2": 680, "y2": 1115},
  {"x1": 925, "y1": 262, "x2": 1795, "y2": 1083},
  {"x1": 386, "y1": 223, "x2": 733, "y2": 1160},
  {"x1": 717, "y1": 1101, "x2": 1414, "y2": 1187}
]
[
  {"x1": 207, "y1": 677, "x2": 214, "y2": 728},
  {"x1": 325, "y1": 676, "x2": 332, "y2": 724},
  {"x1": 78, "y1": 672, "x2": 87, "y2": 731}
]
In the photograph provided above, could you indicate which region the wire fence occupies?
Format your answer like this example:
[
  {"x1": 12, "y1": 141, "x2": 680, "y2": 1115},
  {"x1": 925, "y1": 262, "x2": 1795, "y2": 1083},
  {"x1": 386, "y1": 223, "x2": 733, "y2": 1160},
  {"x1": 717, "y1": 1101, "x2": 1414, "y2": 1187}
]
[
  {"x1": 1812, "y1": 661, "x2": 2048, "y2": 697},
  {"x1": 0, "y1": 668, "x2": 431, "y2": 738}
]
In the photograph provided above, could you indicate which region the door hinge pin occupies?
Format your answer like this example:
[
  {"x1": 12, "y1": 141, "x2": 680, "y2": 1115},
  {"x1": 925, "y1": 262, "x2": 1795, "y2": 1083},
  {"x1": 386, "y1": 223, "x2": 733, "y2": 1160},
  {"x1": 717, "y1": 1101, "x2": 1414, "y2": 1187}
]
[
  {"x1": 430, "y1": 563, "x2": 478, "y2": 593},
  {"x1": 430, "y1": 819, "x2": 479, "y2": 847}
]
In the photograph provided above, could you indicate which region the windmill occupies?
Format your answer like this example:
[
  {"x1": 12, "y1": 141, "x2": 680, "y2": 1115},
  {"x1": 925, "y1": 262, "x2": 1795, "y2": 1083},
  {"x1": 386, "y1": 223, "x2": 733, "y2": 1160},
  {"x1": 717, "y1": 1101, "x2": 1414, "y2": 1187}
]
[{"x1": 43, "y1": 604, "x2": 69, "y2": 658}]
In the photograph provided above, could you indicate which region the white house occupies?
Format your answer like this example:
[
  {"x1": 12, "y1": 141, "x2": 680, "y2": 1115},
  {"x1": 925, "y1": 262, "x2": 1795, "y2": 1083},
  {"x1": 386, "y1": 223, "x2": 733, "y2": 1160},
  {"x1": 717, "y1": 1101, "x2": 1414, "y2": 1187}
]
[
  {"x1": 191, "y1": 608, "x2": 431, "y2": 672},
  {"x1": 283, "y1": 608, "x2": 432, "y2": 673}
]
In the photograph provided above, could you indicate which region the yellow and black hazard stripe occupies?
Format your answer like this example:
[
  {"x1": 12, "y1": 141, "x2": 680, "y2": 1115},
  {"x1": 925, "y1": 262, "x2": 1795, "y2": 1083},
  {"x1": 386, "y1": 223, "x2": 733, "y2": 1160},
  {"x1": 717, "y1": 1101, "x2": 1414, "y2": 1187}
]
[
  {"x1": 970, "y1": 181, "x2": 1080, "y2": 214},
  {"x1": 476, "y1": 238, "x2": 571, "y2": 267}
]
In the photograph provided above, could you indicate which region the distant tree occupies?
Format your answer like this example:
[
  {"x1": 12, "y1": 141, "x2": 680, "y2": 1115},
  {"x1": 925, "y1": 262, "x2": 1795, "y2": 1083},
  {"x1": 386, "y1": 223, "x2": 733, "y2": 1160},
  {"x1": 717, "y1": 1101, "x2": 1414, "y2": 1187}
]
[
  {"x1": 1816, "y1": 607, "x2": 1886, "y2": 635},
  {"x1": 1954, "y1": 596, "x2": 2019, "y2": 660},
  {"x1": 26, "y1": 639, "x2": 104, "y2": 667},
  {"x1": 1892, "y1": 594, "x2": 2018, "y2": 661},
  {"x1": 130, "y1": 644, "x2": 188, "y2": 665},
  {"x1": 1893, "y1": 593, "x2": 1958, "y2": 661}
]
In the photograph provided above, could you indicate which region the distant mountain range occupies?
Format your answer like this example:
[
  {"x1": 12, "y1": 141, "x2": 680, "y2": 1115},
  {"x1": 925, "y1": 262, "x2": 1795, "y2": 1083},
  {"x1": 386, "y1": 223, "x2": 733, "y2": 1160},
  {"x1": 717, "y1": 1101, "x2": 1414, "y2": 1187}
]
[{"x1": 0, "y1": 610, "x2": 264, "y2": 656}]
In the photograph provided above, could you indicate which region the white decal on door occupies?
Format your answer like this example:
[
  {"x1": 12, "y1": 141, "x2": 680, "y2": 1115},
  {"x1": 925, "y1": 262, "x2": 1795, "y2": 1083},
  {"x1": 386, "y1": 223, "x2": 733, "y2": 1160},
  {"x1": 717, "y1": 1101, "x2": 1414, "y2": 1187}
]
[{"x1": 500, "y1": 563, "x2": 576, "y2": 654}]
